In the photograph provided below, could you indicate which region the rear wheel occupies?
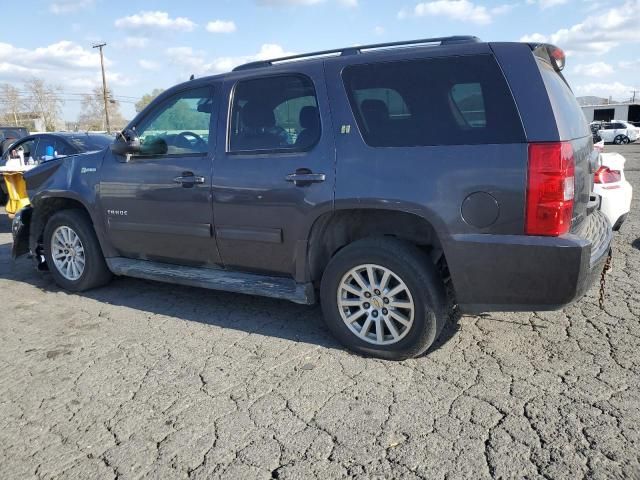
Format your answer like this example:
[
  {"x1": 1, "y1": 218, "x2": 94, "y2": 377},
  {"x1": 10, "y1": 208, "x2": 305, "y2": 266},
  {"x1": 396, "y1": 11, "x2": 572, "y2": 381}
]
[
  {"x1": 621, "y1": 135, "x2": 630, "y2": 144},
  {"x1": 614, "y1": 135, "x2": 624, "y2": 145},
  {"x1": 44, "y1": 209, "x2": 112, "y2": 291},
  {"x1": 320, "y1": 237, "x2": 447, "y2": 360}
]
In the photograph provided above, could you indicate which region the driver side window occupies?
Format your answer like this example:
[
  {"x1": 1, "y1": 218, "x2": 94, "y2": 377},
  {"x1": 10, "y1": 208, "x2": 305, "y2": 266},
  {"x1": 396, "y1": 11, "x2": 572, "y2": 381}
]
[{"x1": 135, "y1": 87, "x2": 213, "y2": 156}]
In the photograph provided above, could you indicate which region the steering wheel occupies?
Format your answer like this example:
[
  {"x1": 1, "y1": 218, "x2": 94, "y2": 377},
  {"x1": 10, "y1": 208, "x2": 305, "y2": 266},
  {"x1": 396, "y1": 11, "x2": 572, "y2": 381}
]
[{"x1": 176, "y1": 131, "x2": 206, "y2": 149}]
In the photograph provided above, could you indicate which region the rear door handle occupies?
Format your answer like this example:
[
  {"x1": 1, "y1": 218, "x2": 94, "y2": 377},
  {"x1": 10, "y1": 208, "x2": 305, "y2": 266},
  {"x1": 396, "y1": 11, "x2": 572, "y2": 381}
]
[
  {"x1": 173, "y1": 172, "x2": 205, "y2": 187},
  {"x1": 285, "y1": 169, "x2": 326, "y2": 186}
]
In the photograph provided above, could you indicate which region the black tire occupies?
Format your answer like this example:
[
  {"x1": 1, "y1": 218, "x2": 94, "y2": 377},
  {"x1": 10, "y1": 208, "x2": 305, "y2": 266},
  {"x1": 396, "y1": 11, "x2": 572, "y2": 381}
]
[
  {"x1": 320, "y1": 237, "x2": 447, "y2": 360},
  {"x1": 43, "y1": 209, "x2": 112, "y2": 291},
  {"x1": 614, "y1": 135, "x2": 623, "y2": 145},
  {"x1": 622, "y1": 136, "x2": 630, "y2": 144}
]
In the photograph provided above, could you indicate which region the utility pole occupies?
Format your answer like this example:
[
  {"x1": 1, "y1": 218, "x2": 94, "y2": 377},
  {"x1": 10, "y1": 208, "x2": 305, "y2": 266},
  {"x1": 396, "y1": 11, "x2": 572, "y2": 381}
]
[
  {"x1": 631, "y1": 90, "x2": 638, "y2": 103},
  {"x1": 92, "y1": 42, "x2": 111, "y2": 133}
]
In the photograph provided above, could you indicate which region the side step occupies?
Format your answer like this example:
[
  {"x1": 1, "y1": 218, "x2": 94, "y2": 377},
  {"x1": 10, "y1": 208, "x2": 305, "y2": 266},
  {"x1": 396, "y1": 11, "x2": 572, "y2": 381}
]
[{"x1": 106, "y1": 258, "x2": 316, "y2": 305}]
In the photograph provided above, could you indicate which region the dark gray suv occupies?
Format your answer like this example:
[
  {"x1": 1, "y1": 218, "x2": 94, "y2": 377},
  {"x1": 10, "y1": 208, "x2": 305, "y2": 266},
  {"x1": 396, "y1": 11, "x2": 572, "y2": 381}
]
[{"x1": 11, "y1": 37, "x2": 612, "y2": 359}]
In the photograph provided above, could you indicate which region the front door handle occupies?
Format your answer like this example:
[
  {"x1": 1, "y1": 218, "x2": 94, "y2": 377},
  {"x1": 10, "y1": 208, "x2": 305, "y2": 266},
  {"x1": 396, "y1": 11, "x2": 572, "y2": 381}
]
[
  {"x1": 173, "y1": 172, "x2": 205, "y2": 187},
  {"x1": 285, "y1": 168, "x2": 326, "y2": 186}
]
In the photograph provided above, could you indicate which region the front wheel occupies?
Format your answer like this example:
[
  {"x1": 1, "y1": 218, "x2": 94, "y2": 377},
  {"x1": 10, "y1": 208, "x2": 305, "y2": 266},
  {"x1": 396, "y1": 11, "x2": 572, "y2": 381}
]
[
  {"x1": 320, "y1": 237, "x2": 447, "y2": 360},
  {"x1": 43, "y1": 209, "x2": 112, "y2": 291}
]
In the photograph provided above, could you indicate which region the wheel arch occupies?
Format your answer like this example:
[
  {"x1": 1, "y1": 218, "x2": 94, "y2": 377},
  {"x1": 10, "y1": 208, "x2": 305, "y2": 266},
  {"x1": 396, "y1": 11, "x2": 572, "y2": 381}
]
[
  {"x1": 304, "y1": 208, "x2": 448, "y2": 286},
  {"x1": 29, "y1": 194, "x2": 109, "y2": 260}
]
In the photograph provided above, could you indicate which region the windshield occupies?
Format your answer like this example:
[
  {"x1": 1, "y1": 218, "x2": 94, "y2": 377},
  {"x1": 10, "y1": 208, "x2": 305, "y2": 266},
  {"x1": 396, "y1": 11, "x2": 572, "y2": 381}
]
[{"x1": 67, "y1": 134, "x2": 113, "y2": 152}]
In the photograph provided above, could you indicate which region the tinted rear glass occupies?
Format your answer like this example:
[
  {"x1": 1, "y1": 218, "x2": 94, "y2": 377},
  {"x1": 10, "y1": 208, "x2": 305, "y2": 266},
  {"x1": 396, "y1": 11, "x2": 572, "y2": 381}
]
[
  {"x1": 536, "y1": 59, "x2": 589, "y2": 140},
  {"x1": 342, "y1": 55, "x2": 525, "y2": 147}
]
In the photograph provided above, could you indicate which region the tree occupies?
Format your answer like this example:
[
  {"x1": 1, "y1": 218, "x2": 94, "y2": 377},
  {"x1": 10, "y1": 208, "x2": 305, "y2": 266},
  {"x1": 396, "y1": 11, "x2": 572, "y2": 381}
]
[
  {"x1": 135, "y1": 88, "x2": 164, "y2": 113},
  {"x1": 24, "y1": 78, "x2": 64, "y2": 131},
  {"x1": 0, "y1": 83, "x2": 26, "y2": 126},
  {"x1": 78, "y1": 87, "x2": 127, "y2": 131}
]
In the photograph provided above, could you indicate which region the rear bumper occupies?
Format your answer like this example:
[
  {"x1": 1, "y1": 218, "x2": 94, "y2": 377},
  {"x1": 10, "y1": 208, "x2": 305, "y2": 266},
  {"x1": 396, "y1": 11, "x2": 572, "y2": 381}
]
[{"x1": 446, "y1": 209, "x2": 612, "y2": 313}]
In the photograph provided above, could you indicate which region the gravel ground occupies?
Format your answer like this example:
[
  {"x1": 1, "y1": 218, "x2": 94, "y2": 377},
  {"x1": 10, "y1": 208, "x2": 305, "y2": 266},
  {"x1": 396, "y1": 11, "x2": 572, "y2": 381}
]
[{"x1": 0, "y1": 144, "x2": 639, "y2": 479}]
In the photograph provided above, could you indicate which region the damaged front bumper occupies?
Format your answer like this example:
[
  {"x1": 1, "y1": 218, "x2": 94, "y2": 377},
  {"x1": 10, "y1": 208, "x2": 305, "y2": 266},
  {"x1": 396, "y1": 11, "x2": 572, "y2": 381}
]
[{"x1": 11, "y1": 206, "x2": 31, "y2": 259}]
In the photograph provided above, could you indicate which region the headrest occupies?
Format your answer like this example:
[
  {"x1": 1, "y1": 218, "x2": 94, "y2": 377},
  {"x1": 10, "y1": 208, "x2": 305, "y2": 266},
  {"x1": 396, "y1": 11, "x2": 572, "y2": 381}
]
[
  {"x1": 299, "y1": 106, "x2": 319, "y2": 129},
  {"x1": 242, "y1": 102, "x2": 275, "y2": 129},
  {"x1": 360, "y1": 99, "x2": 389, "y2": 120}
]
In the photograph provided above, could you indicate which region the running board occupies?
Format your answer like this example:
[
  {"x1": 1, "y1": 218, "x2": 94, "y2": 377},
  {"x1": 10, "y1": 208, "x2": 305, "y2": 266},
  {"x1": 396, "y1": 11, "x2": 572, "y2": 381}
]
[{"x1": 106, "y1": 258, "x2": 316, "y2": 305}]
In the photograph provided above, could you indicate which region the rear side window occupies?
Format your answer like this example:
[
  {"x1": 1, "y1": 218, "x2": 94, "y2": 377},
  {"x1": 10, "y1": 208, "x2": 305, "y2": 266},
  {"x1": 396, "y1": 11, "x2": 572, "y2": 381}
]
[
  {"x1": 536, "y1": 60, "x2": 589, "y2": 140},
  {"x1": 342, "y1": 55, "x2": 525, "y2": 147},
  {"x1": 228, "y1": 75, "x2": 321, "y2": 153}
]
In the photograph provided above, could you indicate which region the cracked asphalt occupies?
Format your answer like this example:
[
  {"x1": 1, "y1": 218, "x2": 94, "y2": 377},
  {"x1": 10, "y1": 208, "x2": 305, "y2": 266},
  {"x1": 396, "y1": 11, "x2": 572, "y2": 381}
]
[{"x1": 1, "y1": 144, "x2": 639, "y2": 479}]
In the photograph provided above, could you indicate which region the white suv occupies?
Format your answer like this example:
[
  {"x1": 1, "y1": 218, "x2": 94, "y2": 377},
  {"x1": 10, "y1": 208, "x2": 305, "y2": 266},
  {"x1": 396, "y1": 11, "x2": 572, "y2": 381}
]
[{"x1": 597, "y1": 120, "x2": 640, "y2": 144}]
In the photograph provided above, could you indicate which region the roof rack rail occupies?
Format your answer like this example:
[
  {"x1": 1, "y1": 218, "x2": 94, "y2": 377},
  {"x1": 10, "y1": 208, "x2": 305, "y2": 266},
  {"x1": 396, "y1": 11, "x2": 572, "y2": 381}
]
[{"x1": 232, "y1": 36, "x2": 480, "y2": 72}]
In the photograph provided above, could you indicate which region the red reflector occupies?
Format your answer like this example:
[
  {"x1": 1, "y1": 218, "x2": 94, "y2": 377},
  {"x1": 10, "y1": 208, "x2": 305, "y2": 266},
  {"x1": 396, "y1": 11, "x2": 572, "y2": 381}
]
[
  {"x1": 525, "y1": 142, "x2": 575, "y2": 236},
  {"x1": 594, "y1": 166, "x2": 621, "y2": 184},
  {"x1": 549, "y1": 46, "x2": 565, "y2": 70}
]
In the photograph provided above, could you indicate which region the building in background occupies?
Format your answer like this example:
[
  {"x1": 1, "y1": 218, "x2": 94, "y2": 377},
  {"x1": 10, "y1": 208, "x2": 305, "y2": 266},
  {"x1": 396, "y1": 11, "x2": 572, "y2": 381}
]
[{"x1": 580, "y1": 102, "x2": 640, "y2": 125}]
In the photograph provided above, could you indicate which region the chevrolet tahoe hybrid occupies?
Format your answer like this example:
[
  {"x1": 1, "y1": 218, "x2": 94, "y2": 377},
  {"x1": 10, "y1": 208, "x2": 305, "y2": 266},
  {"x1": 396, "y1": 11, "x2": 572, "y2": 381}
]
[{"x1": 11, "y1": 37, "x2": 612, "y2": 360}]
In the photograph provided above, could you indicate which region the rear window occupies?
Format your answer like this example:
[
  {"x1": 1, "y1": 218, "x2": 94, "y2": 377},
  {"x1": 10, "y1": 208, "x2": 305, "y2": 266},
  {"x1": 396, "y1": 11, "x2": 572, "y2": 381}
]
[
  {"x1": 536, "y1": 59, "x2": 589, "y2": 140},
  {"x1": 342, "y1": 55, "x2": 525, "y2": 147}
]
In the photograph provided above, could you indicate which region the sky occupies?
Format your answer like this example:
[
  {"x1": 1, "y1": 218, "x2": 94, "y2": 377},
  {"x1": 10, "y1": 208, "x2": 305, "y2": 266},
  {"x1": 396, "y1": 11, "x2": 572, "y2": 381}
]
[{"x1": 0, "y1": 0, "x2": 638, "y2": 121}]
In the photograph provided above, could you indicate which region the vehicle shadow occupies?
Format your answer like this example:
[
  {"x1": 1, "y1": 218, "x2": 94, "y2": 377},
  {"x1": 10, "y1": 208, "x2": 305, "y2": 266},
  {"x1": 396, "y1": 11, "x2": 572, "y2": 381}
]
[{"x1": 0, "y1": 212, "x2": 460, "y2": 358}]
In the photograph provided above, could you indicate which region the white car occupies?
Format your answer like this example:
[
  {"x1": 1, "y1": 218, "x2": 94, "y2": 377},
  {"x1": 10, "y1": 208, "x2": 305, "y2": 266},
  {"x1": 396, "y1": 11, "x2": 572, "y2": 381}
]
[
  {"x1": 597, "y1": 120, "x2": 640, "y2": 144},
  {"x1": 594, "y1": 150, "x2": 632, "y2": 230}
]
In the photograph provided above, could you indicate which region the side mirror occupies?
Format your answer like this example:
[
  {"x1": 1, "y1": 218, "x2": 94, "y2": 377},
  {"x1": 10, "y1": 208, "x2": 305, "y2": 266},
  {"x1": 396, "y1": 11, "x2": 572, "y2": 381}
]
[{"x1": 111, "y1": 128, "x2": 141, "y2": 159}]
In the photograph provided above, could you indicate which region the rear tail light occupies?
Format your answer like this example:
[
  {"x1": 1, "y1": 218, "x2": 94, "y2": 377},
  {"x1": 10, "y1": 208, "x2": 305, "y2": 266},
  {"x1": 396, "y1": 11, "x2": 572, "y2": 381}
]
[
  {"x1": 525, "y1": 142, "x2": 575, "y2": 236},
  {"x1": 594, "y1": 166, "x2": 621, "y2": 184},
  {"x1": 549, "y1": 47, "x2": 565, "y2": 71}
]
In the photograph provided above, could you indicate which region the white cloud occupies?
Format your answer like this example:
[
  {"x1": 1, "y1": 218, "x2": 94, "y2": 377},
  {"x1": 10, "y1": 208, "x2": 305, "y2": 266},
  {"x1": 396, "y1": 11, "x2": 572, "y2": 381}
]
[
  {"x1": 206, "y1": 20, "x2": 237, "y2": 33},
  {"x1": 166, "y1": 44, "x2": 295, "y2": 77},
  {"x1": 0, "y1": 41, "x2": 103, "y2": 71},
  {"x1": 520, "y1": 0, "x2": 640, "y2": 55},
  {"x1": 138, "y1": 59, "x2": 160, "y2": 70},
  {"x1": 572, "y1": 62, "x2": 613, "y2": 77},
  {"x1": 575, "y1": 82, "x2": 638, "y2": 101},
  {"x1": 374, "y1": 25, "x2": 385, "y2": 35},
  {"x1": 520, "y1": 33, "x2": 548, "y2": 43},
  {"x1": 399, "y1": 0, "x2": 492, "y2": 25},
  {"x1": 0, "y1": 41, "x2": 132, "y2": 90},
  {"x1": 115, "y1": 11, "x2": 196, "y2": 32},
  {"x1": 50, "y1": 0, "x2": 94, "y2": 14}
]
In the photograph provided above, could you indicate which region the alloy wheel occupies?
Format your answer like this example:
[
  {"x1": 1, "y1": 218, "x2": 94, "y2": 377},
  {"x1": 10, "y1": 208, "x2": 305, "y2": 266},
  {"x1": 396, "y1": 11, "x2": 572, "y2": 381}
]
[
  {"x1": 51, "y1": 226, "x2": 86, "y2": 281},
  {"x1": 337, "y1": 264, "x2": 415, "y2": 345}
]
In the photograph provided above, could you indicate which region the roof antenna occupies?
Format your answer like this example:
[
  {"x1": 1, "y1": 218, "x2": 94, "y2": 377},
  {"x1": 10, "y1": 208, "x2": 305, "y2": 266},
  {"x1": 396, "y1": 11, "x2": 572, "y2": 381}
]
[{"x1": 189, "y1": 74, "x2": 195, "y2": 81}]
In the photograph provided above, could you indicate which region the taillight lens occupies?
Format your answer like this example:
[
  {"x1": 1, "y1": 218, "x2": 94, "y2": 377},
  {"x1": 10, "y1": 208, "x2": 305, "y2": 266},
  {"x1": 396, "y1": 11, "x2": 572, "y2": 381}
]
[
  {"x1": 594, "y1": 166, "x2": 621, "y2": 184},
  {"x1": 549, "y1": 47, "x2": 565, "y2": 71},
  {"x1": 525, "y1": 142, "x2": 575, "y2": 236}
]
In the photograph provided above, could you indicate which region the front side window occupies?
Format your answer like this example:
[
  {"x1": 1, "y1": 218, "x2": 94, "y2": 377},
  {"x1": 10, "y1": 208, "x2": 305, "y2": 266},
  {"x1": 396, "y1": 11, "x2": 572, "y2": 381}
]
[
  {"x1": 228, "y1": 75, "x2": 320, "y2": 153},
  {"x1": 342, "y1": 55, "x2": 525, "y2": 147},
  {"x1": 135, "y1": 87, "x2": 213, "y2": 156}
]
